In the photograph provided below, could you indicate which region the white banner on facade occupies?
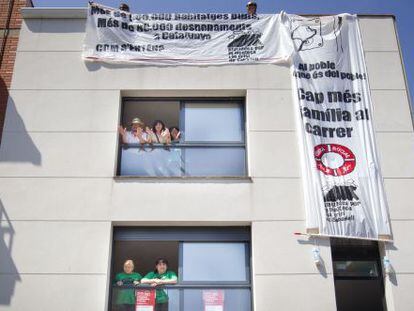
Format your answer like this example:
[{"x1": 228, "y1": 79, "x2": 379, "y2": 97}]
[
  {"x1": 83, "y1": 3, "x2": 392, "y2": 241},
  {"x1": 285, "y1": 13, "x2": 392, "y2": 241},
  {"x1": 83, "y1": 3, "x2": 292, "y2": 65}
]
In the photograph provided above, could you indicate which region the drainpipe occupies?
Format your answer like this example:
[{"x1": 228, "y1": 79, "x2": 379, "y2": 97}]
[{"x1": 0, "y1": 0, "x2": 16, "y2": 69}]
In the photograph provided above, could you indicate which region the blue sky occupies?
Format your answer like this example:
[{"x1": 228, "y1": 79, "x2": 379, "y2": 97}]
[{"x1": 33, "y1": 0, "x2": 414, "y2": 105}]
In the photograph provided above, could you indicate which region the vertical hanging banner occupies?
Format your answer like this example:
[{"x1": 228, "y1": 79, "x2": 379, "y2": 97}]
[
  {"x1": 83, "y1": 3, "x2": 293, "y2": 65},
  {"x1": 285, "y1": 13, "x2": 392, "y2": 241}
]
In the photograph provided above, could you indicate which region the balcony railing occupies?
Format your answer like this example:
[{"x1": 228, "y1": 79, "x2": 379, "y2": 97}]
[
  {"x1": 118, "y1": 143, "x2": 246, "y2": 177},
  {"x1": 111, "y1": 284, "x2": 251, "y2": 311}
]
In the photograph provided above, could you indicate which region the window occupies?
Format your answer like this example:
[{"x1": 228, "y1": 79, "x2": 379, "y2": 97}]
[
  {"x1": 117, "y1": 98, "x2": 246, "y2": 177},
  {"x1": 333, "y1": 260, "x2": 379, "y2": 278},
  {"x1": 331, "y1": 238, "x2": 386, "y2": 311},
  {"x1": 110, "y1": 227, "x2": 252, "y2": 311},
  {"x1": 181, "y1": 243, "x2": 248, "y2": 282}
]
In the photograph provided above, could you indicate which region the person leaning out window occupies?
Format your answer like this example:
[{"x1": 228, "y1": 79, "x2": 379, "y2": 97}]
[
  {"x1": 113, "y1": 259, "x2": 142, "y2": 311},
  {"x1": 147, "y1": 120, "x2": 171, "y2": 145},
  {"x1": 169, "y1": 126, "x2": 181, "y2": 143},
  {"x1": 118, "y1": 118, "x2": 149, "y2": 144},
  {"x1": 141, "y1": 258, "x2": 178, "y2": 311}
]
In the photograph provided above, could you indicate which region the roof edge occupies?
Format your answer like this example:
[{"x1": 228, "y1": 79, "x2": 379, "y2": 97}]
[
  {"x1": 21, "y1": 7, "x2": 396, "y2": 20},
  {"x1": 21, "y1": 7, "x2": 87, "y2": 19}
]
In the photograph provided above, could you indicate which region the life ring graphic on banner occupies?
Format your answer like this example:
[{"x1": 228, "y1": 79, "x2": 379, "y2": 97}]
[{"x1": 314, "y1": 143, "x2": 356, "y2": 176}]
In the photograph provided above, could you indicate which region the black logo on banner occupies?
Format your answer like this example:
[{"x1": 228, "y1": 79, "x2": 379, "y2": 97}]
[
  {"x1": 323, "y1": 181, "x2": 361, "y2": 222},
  {"x1": 324, "y1": 185, "x2": 359, "y2": 202},
  {"x1": 227, "y1": 30, "x2": 264, "y2": 63},
  {"x1": 228, "y1": 31, "x2": 263, "y2": 48}
]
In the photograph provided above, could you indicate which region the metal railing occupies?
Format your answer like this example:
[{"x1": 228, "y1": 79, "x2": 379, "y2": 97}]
[
  {"x1": 110, "y1": 284, "x2": 251, "y2": 311},
  {"x1": 118, "y1": 143, "x2": 246, "y2": 177},
  {"x1": 112, "y1": 284, "x2": 250, "y2": 289}
]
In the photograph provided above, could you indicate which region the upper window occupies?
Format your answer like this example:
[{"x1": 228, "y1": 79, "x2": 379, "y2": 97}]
[{"x1": 117, "y1": 98, "x2": 246, "y2": 177}]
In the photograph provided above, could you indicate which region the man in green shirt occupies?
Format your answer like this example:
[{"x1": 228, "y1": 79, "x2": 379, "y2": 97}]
[
  {"x1": 141, "y1": 258, "x2": 178, "y2": 311},
  {"x1": 113, "y1": 260, "x2": 142, "y2": 311}
]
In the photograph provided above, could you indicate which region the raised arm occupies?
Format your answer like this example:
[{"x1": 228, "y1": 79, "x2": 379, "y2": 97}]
[
  {"x1": 118, "y1": 126, "x2": 129, "y2": 144},
  {"x1": 162, "y1": 128, "x2": 171, "y2": 145}
]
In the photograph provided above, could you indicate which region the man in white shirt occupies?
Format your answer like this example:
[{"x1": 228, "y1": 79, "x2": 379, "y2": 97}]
[{"x1": 118, "y1": 118, "x2": 149, "y2": 144}]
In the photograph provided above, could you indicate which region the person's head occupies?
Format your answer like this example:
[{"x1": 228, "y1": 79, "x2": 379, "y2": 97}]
[
  {"x1": 154, "y1": 258, "x2": 168, "y2": 274},
  {"x1": 246, "y1": 1, "x2": 257, "y2": 15},
  {"x1": 119, "y1": 3, "x2": 130, "y2": 12},
  {"x1": 152, "y1": 120, "x2": 166, "y2": 133},
  {"x1": 131, "y1": 117, "x2": 145, "y2": 132},
  {"x1": 169, "y1": 126, "x2": 180, "y2": 140},
  {"x1": 123, "y1": 259, "x2": 135, "y2": 274}
]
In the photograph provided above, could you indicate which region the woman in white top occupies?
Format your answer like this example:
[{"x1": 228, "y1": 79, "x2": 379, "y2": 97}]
[
  {"x1": 118, "y1": 118, "x2": 150, "y2": 144},
  {"x1": 148, "y1": 120, "x2": 171, "y2": 144}
]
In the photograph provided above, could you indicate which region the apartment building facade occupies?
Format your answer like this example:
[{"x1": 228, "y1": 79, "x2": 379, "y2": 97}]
[{"x1": 0, "y1": 6, "x2": 413, "y2": 311}]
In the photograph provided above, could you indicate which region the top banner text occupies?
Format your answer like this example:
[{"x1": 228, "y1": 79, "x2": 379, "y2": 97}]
[{"x1": 83, "y1": 3, "x2": 293, "y2": 65}]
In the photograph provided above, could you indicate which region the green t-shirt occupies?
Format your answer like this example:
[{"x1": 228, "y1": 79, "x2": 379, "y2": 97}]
[
  {"x1": 113, "y1": 272, "x2": 142, "y2": 305},
  {"x1": 143, "y1": 270, "x2": 177, "y2": 304}
]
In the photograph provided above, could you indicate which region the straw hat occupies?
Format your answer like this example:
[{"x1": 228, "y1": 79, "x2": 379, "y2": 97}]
[{"x1": 131, "y1": 117, "x2": 144, "y2": 127}]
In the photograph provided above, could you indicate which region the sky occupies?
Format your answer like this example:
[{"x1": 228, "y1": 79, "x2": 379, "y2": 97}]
[{"x1": 33, "y1": 0, "x2": 414, "y2": 105}]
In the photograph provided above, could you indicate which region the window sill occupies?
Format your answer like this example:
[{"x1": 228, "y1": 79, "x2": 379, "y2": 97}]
[{"x1": 113, "y1": 176, "x2": 253, "y2": 183}]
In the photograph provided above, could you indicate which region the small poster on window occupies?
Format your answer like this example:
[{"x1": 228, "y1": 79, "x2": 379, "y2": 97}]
[
  {"x1": 136, "y1": 289, "x2": 156, "y2": 311},
  {"x1": 203, "y1": 290, "x2": 225, "y2": 311}
]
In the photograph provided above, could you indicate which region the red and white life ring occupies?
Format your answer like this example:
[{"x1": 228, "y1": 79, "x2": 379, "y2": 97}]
[{"x1": 314, "y1": 144, "x2": 356, "y2": 176}]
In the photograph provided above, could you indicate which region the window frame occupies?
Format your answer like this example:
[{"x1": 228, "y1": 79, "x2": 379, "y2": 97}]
[
  {"x1": 331, "y1": 238, "x2": 384, "y2": 281},
  {"x1": 117, "y1": 97, "x2": 248, "y2": 178},
  {"x1": 179, "y1": 99, "x2": 246, "y2": 144},
  {"x1": 109, "y1": 227, "x2": 253, "y2": 311},
  {"x1": 178, "y1": 241, "x2": 251, "y2": 286},
  {"x1": 330, "y1": 238, "x2": 387, "y2": 311}
]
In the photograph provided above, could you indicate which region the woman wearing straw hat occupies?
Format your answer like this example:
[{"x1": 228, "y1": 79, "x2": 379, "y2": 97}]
[{"x1": 118, "y1": 117, "x2": 150, "y2": 144}]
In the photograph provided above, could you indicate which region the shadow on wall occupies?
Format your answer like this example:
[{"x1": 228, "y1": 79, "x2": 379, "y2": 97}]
[
  {"x1": 0, "y1": 77, "x2": 41, "y2": 165},
  {"x1": 83, "y1": 58, "x2": 293, "y2": 72},
  {"x1": 25, "y1": 17, "x2": 86, "y2": 34},
  {"x1": 0, "y1": 200, "x2": 21, "y2": 305}
]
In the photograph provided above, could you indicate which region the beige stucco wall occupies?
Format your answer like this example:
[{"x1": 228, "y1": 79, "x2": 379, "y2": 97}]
[{"x1": 0, "y1": 10, "x2": 412, "y2": 311}]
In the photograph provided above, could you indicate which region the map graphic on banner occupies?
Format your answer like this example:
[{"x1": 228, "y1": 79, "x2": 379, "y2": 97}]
[
  {"x1": 83, "y1": 3, "x2": 393, "y2": 241},
  {"x1": 285, "y1": 13, "x2": 392, "y2": 241},
  {"x1": 83, "y1": 2, "x2": 293, "y2": 65}
]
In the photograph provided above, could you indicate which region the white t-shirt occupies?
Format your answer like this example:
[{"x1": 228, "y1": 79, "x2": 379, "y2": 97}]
[{"x1": 125, "y1": 131, "x2": 148, "y2": 144}]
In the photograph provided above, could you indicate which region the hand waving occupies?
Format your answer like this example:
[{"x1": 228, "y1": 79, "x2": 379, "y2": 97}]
[{"x1": 118, "y1": 126, "x2": 127, "y2": 136}]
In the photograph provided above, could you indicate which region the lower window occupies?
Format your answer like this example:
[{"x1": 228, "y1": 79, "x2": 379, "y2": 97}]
[
  {"x1": 110, "y1": 227, "x2": 252, "y2": 311},
  {"x1": 331, "y1": 238, "x2": 386, "y2": 311}
]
